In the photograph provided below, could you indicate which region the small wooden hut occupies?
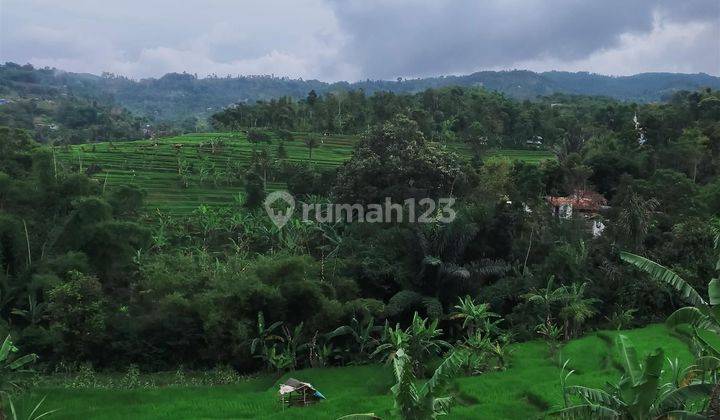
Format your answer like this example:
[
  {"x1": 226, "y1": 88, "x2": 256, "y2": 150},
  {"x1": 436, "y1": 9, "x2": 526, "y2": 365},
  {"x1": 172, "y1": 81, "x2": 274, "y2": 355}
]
[{"x1": 278, "y1": 378, "x2": 326, "y2": 407}]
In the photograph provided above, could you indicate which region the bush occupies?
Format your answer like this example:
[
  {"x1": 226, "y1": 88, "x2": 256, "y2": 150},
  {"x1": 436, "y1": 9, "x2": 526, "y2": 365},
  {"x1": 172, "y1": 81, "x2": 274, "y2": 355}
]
[{"x1": 247, "y1": 129, "x2": 271, "y2": 143}]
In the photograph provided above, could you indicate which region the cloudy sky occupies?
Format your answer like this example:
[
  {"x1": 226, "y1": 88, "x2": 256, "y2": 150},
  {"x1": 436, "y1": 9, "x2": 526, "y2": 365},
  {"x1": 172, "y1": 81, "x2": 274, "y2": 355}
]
[{"x1": 1, "y1": 0, "x2": 718, "y2": 81}]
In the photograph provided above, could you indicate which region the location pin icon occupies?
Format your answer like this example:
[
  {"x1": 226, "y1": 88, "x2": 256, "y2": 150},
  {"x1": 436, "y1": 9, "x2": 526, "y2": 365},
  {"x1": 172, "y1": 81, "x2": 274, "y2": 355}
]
[{"x1": 264, "y1": 191, "x2": 295, "y2": 228}]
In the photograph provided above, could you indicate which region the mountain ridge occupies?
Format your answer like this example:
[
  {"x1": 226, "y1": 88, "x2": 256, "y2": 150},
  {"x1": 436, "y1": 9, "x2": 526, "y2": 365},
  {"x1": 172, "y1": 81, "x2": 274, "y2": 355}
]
[{"x1": 2, "y1": 62, "x2": 719, "y2": 122}]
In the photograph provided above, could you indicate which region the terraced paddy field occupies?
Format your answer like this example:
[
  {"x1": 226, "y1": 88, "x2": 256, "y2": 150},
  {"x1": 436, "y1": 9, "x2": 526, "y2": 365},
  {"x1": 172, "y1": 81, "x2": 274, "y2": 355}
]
[
  {"x1": 21, "y1": 324, "x2": 696, "y2": 419},
  {"x1": 55, "y1": 132, "x2": 554, "y2": 215}
]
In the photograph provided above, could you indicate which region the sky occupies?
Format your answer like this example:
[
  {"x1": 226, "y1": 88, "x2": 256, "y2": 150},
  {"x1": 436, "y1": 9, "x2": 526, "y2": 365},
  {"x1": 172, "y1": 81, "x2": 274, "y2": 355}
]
[{"x1": 1, "y1": 0, "x2": 718, "y2": 81}]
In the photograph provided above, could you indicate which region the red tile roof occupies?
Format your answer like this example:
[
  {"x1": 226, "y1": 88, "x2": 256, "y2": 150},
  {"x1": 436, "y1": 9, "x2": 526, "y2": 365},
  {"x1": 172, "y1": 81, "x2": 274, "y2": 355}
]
[{"x1": 547, "y1": 190, "x2": 607, "y2": 212}]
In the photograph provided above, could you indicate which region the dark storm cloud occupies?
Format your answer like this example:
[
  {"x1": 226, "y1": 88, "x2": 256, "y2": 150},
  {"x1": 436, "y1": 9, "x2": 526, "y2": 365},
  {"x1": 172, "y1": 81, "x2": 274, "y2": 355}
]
[
  {"x1": 330, "y1": 0, "x2": 720, "y2": 78},
  {"x1": 1, "y1": 0, "x2": 717, "y2": 79}
]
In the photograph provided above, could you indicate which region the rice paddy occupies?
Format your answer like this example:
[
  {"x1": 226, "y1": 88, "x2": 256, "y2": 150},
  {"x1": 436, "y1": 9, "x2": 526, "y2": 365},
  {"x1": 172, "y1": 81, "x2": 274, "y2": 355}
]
[
  {"x1": 23, "y1": 324, "x2": 692, "y2": 419},
  {"x1": 54, "y1": 132, "x2": 554, "y2": 215}
]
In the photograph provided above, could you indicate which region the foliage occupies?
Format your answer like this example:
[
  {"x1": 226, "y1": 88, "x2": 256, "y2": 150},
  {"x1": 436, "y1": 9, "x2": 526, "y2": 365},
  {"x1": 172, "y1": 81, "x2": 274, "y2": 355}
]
[
  {"x1": 7, "y1": 324, "x2": 702, "y2": 419},
  {"x1": 372, "y1": 313, "x2": 451, "y2": 375},
  {"x1": 334, "y1": 115, "x2": 465, "y2": 205},
  {"x1": 450, "y1": 296, "x2": 500, "y2": 337},
  {"x1": 1, "y1": 85, "x2": 720, "y2": 393},
  {"x1": 620, "y1": 251, "x2": 720, "y2": 356},
  {"x1": 327, "y1": 317, "x2": 382, "y2": 364},
  {"x1": 0, "y1": 335, "x2": 56, "y2": 420},
  {"x1": 553, "y1": 335, "x2": 711, "y2": 419},
  {"x1": 390, "y1": 346, "x2": 466, "y2": 419}
]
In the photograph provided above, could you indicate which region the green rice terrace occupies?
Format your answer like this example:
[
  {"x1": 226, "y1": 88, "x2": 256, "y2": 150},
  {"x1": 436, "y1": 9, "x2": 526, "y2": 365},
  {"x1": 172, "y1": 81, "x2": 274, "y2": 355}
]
[
  {"x1": 53, "y1": 132, "x2": 554, "y2": 215},
  {"x1": 17, "y1": 324, "x2": 694, "y2": 419}
]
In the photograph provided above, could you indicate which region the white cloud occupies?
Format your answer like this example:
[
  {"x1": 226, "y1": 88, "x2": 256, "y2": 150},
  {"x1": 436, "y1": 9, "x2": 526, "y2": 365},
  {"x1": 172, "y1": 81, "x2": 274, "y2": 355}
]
[{"x1": 508, "y1": 14, "x2": 720, "y2": 75}]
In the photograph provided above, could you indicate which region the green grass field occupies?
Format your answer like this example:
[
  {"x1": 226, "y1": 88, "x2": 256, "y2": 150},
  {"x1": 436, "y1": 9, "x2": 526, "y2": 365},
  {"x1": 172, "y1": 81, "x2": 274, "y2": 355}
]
[
  {"x1": 54, "y1": 132, "x2": 554, "y2": 215},
  {"x1": 20, "y1": 324, "x2": 692, "y2": 419}
]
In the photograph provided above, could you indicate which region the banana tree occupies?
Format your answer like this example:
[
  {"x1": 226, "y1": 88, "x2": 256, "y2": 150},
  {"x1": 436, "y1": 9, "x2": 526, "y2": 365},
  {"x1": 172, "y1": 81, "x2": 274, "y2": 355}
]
[
  {"x1": 280, "y1": 322, "x2": 310, "y2": 370},
  {"x1": 0, "y1": 335, "x2": 37, "y2": 396},
  {"x1": 248, "y1": 312, "x2": 283, "y2": 370},
  {"x1": 619, "y1": 251, "x2": 720, "y2": 356},
  {"x1": 372, "y1": 313, "x2": 452, "y2": 375},
  {"x1": 391, "y1": 347, "x2": 466, "y2": 419},
  {"x1": 0, "y1": 335, "x2": 42, "y2": 420},
  {"x1": 449, "y1": 296, "x2": 500, "y2": 338},
  {"x1": 554, "y1": 335, "x2": 711, "y2": 419},
  {"x1": 326, "y1": 316, "x2": 382, "y2": 363}
]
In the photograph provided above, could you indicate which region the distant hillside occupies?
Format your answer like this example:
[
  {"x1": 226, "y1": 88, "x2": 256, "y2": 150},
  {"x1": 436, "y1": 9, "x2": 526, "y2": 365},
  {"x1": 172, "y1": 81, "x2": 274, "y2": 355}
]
[
  {"x1": 99, "y1": 70, "x2": 720, "y2": 120},
  {"x1": 2, "y1": 62, "x2": 719, "y2": 122},
  {"x1": 0, "y1": 63, "x2": 147, "y2": 143}
]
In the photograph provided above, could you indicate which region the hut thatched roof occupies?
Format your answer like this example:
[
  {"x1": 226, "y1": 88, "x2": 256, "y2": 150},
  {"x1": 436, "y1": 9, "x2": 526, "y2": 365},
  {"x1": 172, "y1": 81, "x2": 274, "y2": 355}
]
[{"x1": 279, "y1": 378, "x2": 315, "y2": 395}]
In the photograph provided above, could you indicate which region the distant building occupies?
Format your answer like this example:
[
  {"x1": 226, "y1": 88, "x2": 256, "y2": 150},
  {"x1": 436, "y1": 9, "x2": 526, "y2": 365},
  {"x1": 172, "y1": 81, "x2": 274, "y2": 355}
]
[
  {"x1": 633, "y1": 113, "x2": 647, "y2": 145},
  {"x1": 591, "y1": 220, "x2": 606, "y2": 237},
  {"x1": 526, "y1": 135, "x2": 543, "y2": 148},
  {"x1": 547, "y1": 189, "x2": 609, "y2": 237}
]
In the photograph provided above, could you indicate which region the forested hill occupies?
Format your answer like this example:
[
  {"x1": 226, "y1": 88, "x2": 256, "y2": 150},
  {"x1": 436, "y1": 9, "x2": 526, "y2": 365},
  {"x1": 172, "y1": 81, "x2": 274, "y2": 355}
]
[{"x1": 2, "y1": 62, "x2": 719, "y2": 122}]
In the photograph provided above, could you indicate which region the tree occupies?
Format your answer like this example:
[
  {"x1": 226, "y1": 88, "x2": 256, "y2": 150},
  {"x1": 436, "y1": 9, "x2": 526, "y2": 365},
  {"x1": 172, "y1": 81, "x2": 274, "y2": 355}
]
[
  {"x1": 558, "y1": 282, "x2": 598, "y2": 340},
  {"x1": 449, "y1": 296, "x2": 499, "y2": 338},
  {"x1": 277, "y1": 129, "x2": 294, "y2": 142},
  {"x1": 306, "y1": 90, "x2": 318, "y2": 107},
  {"x1": 0, "y1": 335, "x2": 38, "y2": 419},
  {"x1": 553, "y1": 335, "x2": 712, "y2": 419},
  {"x1": 621, "y1": 240, "x2": 720, "y2": 414},
  {"x1": 248, "y1": 312, "x2": 284, "y2": 371},
  {"x1": 667, "y1": 128, "x2": 708, "y2": 182},
  {"x1": 391, "y1": 346, "x2": 466, "y2": 419},
  {"x1": 47, "y1": 270, "x2": 108, "y2": 361},
  {"x1": 620, "y1": 251, "x2": 719, "y2": 355},
  {"x1": 372, "y1": 313, "x2": 452, "y2": 376},
  {"x1": 386, "y1": 220, "x2": 507, "y2": 319},
  {"x1": 0, "y1": 127, "x2": 35, "y2": 176},
  {"x1": 244, "y1": 169, "x2": 266, "y2": 209},
  {"x1": 615, "y1": 189, "x2": 658, "y2": 252},
  {"x1": 334, "y1": 115, "x2": 464, "y2": 205},
  {"x1": 304, "y1": 135, "x2": 319, "y2": 160},
  {"x1": 106, "y1": 184, "x2": 145, "y2": 217},
  {"x1": 276, "y1": 141, "x2": 288, "y2": 160},
  {"x1": 247, "y1": 129, "x2": 271, "y2": 143},
  {"x1": 326, "y1": 316, "x2": 382, "y2": 363},
  {"x1": 522, "y1": 275, "x2": 569, "y2": 324}
]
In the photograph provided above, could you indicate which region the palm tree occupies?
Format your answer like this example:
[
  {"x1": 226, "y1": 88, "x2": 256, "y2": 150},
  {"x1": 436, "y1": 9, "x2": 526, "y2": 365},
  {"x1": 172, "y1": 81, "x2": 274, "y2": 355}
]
[
  {"x1": 615, "y1": 189, "x2": 659, "y2": 251},
  {"x1": 553, "y1": 335, "x2": 711, "y2": 419},
  {"x1": 387, "y1": 221, "x2": 507, "y2": 319},
  {"x1": 558, "y1": 282, "x2": 599, "y2": 340},
  {"x1": 522, "y1": 275, "x2": 569, "y2": 324}
]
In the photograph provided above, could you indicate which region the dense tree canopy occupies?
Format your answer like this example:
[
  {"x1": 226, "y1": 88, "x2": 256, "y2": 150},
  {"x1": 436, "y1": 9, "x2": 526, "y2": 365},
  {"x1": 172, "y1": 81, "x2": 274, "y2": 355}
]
[{"x1": 0, "y1": 87, "x2": 718, "y2": 383}]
